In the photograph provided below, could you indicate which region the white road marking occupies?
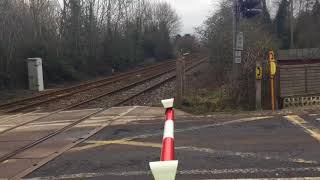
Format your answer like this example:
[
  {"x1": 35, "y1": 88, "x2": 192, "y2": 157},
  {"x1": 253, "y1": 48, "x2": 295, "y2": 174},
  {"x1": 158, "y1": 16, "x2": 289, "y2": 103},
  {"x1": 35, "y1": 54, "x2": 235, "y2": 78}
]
[
  {"x1": 285, "y1": 115, "x2": 320, "y2": 143},
  {"x1": 69, "y1": 116, "x2": 273, "y2": 152},
  {"x1": 0, "y1": 110, "x2": 41, "y2": 123},
  {"x1": 16, "y1": 119, "x2": 117, "y2": 130},
  {"x1": 0, "y1": 113, "x2": 23, "y2": 121},
  {"x1": 61, "y1": 108, "x2": 103, "y2": 113},
  {"x1": 175, "y1": 146, "x2": 317, "y2": 164},
  {"x1": 70, "y1": 140, "x2": 317, "y2": 164},
  {"x1": 26, "y1": 167, "x2": 320, "y2": 179},
  {"x1": 117, "y1": 116, "x2": 273, "y2": 142}
]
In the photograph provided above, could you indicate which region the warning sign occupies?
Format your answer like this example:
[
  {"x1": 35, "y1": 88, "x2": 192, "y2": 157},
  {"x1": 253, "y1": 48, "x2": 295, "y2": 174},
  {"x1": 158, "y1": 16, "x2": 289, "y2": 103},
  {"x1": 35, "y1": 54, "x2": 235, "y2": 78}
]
[
  {"x1": 256, "y1": 66, "x2": 262, "y2": 80},
  {"x1": 269, "y1": 51, "x2": 277, "y2": 77}
]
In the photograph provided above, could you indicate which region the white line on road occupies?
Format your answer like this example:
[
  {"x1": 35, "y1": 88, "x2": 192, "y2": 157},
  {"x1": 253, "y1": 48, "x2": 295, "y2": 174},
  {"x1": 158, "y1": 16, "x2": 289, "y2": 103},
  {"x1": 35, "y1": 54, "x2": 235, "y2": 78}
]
[
  {"x1": 70, "y1": 115, "x2": 317, "y2": 164},
  {"x1": 0, "y1": 110, "x2": 42, "y2": 123},
  {"x1": 118, "y1": 116, "x2": 273, "y2": 142},
  {"x1": 71, "y1": 140, "x2": 317, "y2": 164},
  {"x1": 69, "y1": 116, "x2": 272, "y2": 152},
  {"x1": 176, "y1": 146, "x2": 317, "y2": 164},
  {"x1": 284, "y1": 115, "x2": 320, "y2": 143},
  {"x1": 25, "y1": 167, "x2": 320, "y2": 179}
]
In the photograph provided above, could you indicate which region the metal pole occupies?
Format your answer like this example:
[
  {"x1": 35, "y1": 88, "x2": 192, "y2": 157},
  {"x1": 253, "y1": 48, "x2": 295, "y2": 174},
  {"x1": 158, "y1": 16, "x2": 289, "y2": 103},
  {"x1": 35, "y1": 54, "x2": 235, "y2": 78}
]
[
  {"x1": 233, "y1": 0, "x2": 236, "y2": 69},
  {"x1": 233, "y1": 0, "x2": 240, "y2": 79},
  {"x1": 233, "y1": 0, "x2": 236, "y2": 77},
  {"x1": 256, "y1": 61, "x2": 262, "y2": 110},
  {"x1": 290, "y1": 0, "x2": 294, "y2": 48},
  {"x1": 269, "y1": 51, "x2": 276, "y2": 112},
  {"x1": 270, "y1": 77, "x2": 275, "y2": 111}
]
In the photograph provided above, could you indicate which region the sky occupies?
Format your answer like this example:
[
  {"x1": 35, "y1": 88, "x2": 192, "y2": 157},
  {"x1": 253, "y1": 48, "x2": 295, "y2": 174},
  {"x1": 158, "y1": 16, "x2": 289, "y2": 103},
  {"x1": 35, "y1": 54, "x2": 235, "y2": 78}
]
[
  {"x1": 57, "y1": 0, "x2": 275, "y2": 35},
  {"x1": 159, "y1": 0, "x2": 220, "y2": 34},
  {"x1": 57, "y1": 0, "x2": 217, "y2": 34},
  {"x1": 163, "y1": 0, "x2": 275, "y2": 34}
]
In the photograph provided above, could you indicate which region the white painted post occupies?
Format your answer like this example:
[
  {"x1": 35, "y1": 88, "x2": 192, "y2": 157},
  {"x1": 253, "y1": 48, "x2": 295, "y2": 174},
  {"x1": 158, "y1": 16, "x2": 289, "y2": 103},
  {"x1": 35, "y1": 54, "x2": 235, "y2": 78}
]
[{"x1": 27, "y1": 58, "x2": 44, "y2": 91}]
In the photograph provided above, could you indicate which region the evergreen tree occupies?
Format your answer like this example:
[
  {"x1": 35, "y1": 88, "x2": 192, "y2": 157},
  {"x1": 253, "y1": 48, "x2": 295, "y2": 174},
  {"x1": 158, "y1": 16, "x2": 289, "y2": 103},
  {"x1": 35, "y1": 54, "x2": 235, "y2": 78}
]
[
  {"x1": 312, "y1": 0, "x2": 320, "y2": 17},
  {"x1": 295, "y1": 0, "x2": 320, "y2": 48},
  {"x1": 274, "y1": 0, "x2": 290, "y2": 49},
  {"x1": 261, "y1": 0, "x2": 272, "y2": 25},
  {"x1": 312, "y1": 0, "x2": 320, "y2": 47}
]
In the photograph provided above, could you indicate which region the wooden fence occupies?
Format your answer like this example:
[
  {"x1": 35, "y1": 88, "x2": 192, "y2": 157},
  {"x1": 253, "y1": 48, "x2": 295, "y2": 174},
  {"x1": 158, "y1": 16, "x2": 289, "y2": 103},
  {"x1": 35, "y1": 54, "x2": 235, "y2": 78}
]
[
  {"x1": 279, "y1": 63, "x2": 320, "y2": 97},
  {"x1": 277, "y1": 48, "x2": 320, "y2": 108}
]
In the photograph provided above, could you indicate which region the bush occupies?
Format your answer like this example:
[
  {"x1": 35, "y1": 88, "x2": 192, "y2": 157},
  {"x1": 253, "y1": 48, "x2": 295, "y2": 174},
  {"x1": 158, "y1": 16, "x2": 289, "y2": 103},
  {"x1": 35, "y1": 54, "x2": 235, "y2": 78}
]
[
  {"x1": 181, "y1": 87, "x2": 236, "y2": 114},
  {"x1": 43, "y1": 58, "x2": 83, "y2": 83}
]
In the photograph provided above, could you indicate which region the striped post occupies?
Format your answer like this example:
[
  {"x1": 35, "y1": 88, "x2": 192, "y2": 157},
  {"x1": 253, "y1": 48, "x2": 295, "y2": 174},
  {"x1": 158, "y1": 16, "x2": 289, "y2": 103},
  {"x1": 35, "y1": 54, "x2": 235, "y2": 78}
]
[
  {"x1": 149, "y1": 98, "x2": 178, "y2": 180},
  {"x1": 161, "y1": 102, "x2": 175, "y2": 161}
]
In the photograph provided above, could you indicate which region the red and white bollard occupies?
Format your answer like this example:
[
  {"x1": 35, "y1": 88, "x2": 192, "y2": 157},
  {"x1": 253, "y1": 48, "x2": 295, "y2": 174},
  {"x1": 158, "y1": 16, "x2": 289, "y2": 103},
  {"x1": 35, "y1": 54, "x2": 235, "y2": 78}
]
[{"x1": 149, "y1": 98, "x2": 178, "y2": 180}]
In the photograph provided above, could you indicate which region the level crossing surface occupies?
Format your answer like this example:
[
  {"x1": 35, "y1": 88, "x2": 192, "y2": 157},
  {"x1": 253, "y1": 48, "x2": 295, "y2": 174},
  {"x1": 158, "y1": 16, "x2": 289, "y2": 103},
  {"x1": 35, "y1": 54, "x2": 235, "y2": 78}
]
[{"x1": 0, "y1": 106, "x2": 317, "y2": 179}]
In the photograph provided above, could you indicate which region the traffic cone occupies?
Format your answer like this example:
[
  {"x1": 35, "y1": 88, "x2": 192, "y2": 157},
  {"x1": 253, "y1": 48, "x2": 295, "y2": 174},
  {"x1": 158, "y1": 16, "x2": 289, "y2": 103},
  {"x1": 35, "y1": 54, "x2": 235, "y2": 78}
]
[{"x1": 149, "y1": 98, "x2": 178, "y2": 180}]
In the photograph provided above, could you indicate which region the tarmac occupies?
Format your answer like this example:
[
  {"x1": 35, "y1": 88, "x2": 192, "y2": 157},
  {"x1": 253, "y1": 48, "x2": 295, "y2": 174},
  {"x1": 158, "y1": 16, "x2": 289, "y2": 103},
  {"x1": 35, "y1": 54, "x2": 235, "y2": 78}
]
[{"x1": 1, "y1": 106, "x2": 320, "y2": 179}]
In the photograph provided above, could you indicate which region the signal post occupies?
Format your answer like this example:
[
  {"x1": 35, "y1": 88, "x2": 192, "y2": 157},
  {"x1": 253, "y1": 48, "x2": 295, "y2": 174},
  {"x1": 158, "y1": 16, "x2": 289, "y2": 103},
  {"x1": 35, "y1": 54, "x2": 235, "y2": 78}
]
[
  {"x1": 256, "y1": 59, "x2": 263, "y2": 110},
  {"x1": 233, "y1": 0, "x2": 263, "y2": 79},
  {"x1": 269, "y1": 51, "x2": 277, "y2": 111}
]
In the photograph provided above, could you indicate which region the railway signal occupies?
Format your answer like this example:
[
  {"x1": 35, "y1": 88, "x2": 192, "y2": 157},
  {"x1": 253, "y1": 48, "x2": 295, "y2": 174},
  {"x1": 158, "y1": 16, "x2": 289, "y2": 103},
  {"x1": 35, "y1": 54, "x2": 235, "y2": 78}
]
[
  {"x1": 256, "y1": 66, "x2": 262, "y2": 80},
  {"x1": 239, "y1": 0, "x2": 263, "y2": 18},
  {"x1": 232, "y1": 0, "x2": 263, "y2": 79}
]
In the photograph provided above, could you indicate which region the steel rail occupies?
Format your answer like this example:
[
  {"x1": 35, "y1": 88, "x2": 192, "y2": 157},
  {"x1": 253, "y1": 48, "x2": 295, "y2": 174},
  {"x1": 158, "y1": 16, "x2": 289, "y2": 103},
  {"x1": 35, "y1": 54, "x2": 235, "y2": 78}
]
[
  {"x1": 3, "y1": 62, "x2": 175, "y2": 113},
  {"x1": 0, "y1": 57, "x2": 207, "y2": 164},
  {"x1": 0, "y1": 60, "x2": 174, "y2": 110},
  {"x1": 0, "y1": 64, "x2": 176, "y2": 135},
  {"x1": 118, "y1": 57, "x2": 208, "y2": 105},
  {"x1": 0, "y1": 57, "x2": 205, "y2": 135}
]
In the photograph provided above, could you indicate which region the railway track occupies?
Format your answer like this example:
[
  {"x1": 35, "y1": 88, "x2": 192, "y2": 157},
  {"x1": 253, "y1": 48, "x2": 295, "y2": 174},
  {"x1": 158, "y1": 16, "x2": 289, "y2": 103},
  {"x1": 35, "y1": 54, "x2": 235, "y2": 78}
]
[
  {"x1": 0, "y1": 63, "x2": 176, "y2": 134},
  {"x1": 0, "y1": 58, "x2": 204, "y2": 134},
  {"x1": 38, "y1": 62, "x2": 179, "y2": 112},
  {"x1": 0, "y1": 59, "x2": 174, "y2": 113},
  {"x1": 2, "y1": 56, "x2": 204, "y2": 114},
  {"x1": 0, "y1": 57, "x2": 207, "y2": 165}
]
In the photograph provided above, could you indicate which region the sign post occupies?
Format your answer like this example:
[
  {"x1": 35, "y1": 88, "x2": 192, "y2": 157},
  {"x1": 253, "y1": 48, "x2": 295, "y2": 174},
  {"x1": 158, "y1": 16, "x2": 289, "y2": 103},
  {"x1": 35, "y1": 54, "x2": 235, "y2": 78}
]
[
  {"x1": 269, "y1": 51, "x2": 277, "y2": 112},
  {"x1": 235, "y1": 50, "x2": 242, "y2": 64},
  {"x1": 233, "y1": 0, "x2": 241, "y2": 79},
  {"x1": 236, "y1": 32, "x2": 244, "y2": 51},
  {"x1": 256, "y1": 61, "x2": 262, "y2": 110}
]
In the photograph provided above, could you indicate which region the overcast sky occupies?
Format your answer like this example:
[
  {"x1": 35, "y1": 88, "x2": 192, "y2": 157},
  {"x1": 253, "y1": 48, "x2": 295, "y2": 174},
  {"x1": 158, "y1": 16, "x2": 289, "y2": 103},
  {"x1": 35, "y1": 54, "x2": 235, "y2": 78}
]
[
  {"x1": 164, "y1": 0, "x2": 275, "y2": 34},
  {"x1": 58, "y1": 0, "x2": 217, "y2": 34},
  {"x1": 57, "y1": 0, "x2": 214, "y2": 34},
  {"x1": 159, "y1": 0, "x2": 220, "y2": 34},
  {"x1": 58, "y1": 0, "x2": 275, "y2": 35}
]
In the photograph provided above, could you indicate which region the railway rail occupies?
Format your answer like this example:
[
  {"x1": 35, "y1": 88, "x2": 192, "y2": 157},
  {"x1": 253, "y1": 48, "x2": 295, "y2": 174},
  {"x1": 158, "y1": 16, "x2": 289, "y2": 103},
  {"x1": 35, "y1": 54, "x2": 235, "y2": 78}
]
[
  {"x1": 0, "y1": 60, "x2": 174, "y2": 113},
  {"x1": 0, "y1": 62, "x2": 176, "y2": 134},
  {"x1": 0, "y1": 56, "x2": 208, "y2": 165}
]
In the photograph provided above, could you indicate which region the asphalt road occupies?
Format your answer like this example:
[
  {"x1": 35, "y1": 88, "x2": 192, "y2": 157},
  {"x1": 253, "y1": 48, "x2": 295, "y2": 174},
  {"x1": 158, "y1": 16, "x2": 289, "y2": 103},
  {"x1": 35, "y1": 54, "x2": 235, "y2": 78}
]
[{"x1": 26, "y1": 108, "x2": 320, "y2": 180}]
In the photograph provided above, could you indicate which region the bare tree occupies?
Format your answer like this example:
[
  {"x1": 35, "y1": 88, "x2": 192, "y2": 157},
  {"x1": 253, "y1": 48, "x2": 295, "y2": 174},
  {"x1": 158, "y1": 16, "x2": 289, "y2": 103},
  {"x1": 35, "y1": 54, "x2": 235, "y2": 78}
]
[{"x1": 0, "y1": 0, "x2": 181, "y2": 88}]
